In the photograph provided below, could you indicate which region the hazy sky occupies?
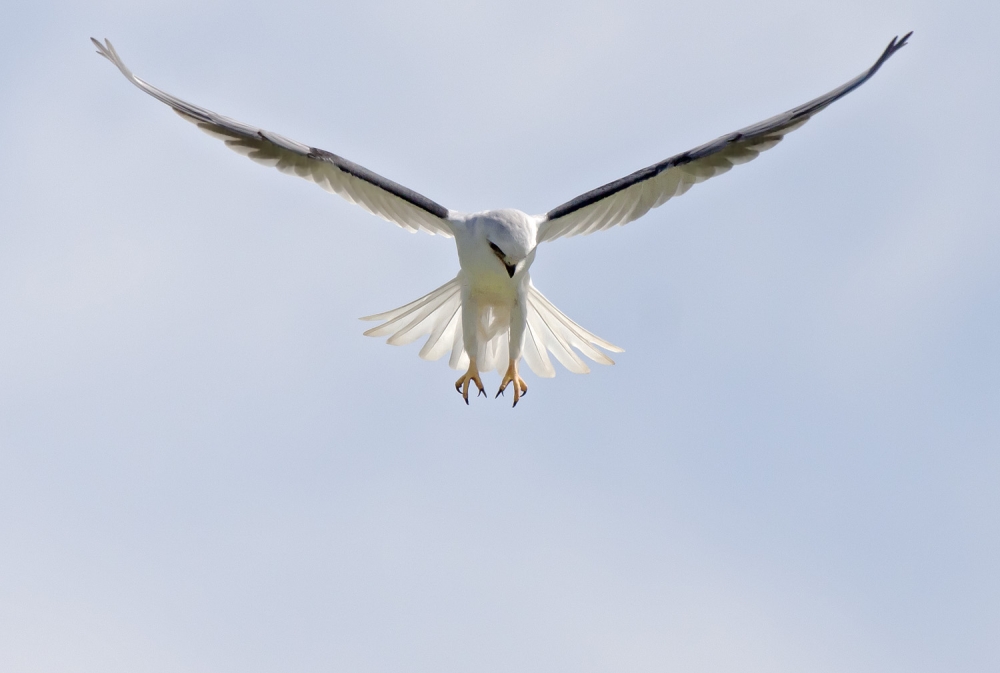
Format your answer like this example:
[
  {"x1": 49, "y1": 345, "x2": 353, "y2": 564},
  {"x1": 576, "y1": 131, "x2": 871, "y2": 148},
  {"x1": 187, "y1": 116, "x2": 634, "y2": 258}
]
[{"x1": 1, "y1": 1, "x2": 997, "y2": 672}]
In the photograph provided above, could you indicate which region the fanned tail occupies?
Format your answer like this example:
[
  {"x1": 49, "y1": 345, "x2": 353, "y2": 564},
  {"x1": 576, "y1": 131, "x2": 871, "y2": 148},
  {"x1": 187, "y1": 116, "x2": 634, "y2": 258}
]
[
  {"x1": 361, "y1": 278, "x2": 623, "y2": 377},
  {"x1": 361, "y1": 277, "x2": 466, "y2": 367},
  {"x1": 521, "y1": 283, "x2": 623, "y2": 378}
]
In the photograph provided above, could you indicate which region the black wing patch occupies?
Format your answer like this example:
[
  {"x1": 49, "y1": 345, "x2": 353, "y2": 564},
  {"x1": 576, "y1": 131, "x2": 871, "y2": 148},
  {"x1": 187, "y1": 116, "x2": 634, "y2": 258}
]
[{"x1": 308, "y1": 148, "x2": 450, "y2": 219}]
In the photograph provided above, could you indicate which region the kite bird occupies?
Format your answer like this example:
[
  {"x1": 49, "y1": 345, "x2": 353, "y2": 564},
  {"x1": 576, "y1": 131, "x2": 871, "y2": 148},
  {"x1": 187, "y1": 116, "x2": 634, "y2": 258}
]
[{"x1": 92, "y1": 33, "x2": 911, "y2": 406}]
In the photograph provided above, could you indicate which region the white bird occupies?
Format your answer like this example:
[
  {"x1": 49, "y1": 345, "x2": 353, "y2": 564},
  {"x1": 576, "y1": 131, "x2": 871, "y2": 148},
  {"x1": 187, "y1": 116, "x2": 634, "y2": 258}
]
[{"x1": 92, "y1": 34, "x2": 910, "y2": 406}]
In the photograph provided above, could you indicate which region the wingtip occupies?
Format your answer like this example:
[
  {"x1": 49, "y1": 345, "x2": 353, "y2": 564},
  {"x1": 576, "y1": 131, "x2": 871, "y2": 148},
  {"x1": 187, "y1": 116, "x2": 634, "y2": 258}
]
[
  {"x1": 888, "y1": 31, "x2": 913, "y2": 53},
  {"x1": 90, "y1": 36, "x2": 115, "y2": 61},
  {"x1": 873, "y1": 31, "x2": 913, "y2": 69},
  {"x1": 89, "y1": 37, "x2": 134, "y2": 80}
]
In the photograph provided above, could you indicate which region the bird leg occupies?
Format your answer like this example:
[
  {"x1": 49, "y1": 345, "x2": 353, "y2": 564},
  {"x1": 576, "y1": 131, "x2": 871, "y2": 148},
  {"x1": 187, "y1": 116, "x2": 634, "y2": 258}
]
[
  {"x1": 454, "y1": 357, "x2": 485, "y2": 404},
  {"x1": 496, "y1": 358, "x2": 528, "y2": 407}
]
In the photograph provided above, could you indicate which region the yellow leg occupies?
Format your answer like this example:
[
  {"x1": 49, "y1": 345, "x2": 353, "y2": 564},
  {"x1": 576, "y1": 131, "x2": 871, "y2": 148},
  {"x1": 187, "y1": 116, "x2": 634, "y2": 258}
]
[
  {"x1": 454, "y1": 357, "x2": 485, "y2": 405},
  {"x1": 496, "y1": 358, "x2": 529, "y2": 407}
]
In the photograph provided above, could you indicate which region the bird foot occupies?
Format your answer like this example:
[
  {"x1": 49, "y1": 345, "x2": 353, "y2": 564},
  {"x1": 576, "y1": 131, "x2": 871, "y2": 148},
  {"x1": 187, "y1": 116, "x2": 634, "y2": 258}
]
[
  {"x1": 455, "y1": 360, "x2": 485, "y2": 405},
  {"x1": 496, "y1": 359, "x2": 528, "y2": 407}
]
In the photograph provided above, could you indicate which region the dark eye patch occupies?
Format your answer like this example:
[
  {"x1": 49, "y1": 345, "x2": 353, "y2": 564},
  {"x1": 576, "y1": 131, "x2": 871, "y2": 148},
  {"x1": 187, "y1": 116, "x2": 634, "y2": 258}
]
[{"x1": 489, "y1": 241, "x2": 506, "y2": 258}]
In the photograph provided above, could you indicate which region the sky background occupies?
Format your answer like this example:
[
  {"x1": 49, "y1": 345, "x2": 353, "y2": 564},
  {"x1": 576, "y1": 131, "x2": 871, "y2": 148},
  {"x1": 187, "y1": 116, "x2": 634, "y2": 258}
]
[{"x1": 1, "y1": 1, "x2": 997, "y2": 672}]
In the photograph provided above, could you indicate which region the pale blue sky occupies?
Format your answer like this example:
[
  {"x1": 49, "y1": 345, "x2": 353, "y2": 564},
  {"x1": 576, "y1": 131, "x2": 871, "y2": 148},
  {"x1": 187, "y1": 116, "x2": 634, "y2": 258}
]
[{"x1": 1, "y1": 1, "x2": 997, "y2": 672}]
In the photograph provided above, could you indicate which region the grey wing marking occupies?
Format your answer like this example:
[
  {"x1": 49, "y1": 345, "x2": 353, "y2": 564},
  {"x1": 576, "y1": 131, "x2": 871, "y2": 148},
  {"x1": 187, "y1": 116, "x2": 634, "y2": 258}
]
[
  {"x1": 91, "y1": 38, "x2": 455, "y2": 236},
  {"x1": 537, "y1": 33, "x2": 912, "y2": 243}
]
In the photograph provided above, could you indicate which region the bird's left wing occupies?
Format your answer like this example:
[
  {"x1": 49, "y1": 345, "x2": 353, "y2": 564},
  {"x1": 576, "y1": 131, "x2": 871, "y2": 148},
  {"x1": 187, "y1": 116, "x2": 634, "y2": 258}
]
[
  {"x1": 91, "y1": 38, "x2": 457, "y2": 237},
  {"x1": 536, "y1": 33, "x2": 911, "y2": 243}
]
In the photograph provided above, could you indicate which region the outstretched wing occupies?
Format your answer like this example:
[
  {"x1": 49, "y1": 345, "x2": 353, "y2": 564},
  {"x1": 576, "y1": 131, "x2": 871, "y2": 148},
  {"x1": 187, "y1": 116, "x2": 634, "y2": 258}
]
[
  {"x1": 91, "y1": 38, "x2": 457, "y2": 237},
  {"x1": 536, "y1": 33, "x2": 911, "y2": 243}
]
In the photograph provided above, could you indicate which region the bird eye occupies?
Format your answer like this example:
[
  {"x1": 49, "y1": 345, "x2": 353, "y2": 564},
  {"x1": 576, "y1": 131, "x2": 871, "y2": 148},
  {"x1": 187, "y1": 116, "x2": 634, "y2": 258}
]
[{"x1": 489, "y1": 241, "x2": 506, "y2": 257}]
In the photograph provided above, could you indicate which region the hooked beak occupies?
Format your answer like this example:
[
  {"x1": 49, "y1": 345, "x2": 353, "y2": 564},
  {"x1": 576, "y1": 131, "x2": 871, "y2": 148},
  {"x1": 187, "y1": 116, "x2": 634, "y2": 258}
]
[{"x1": 490, "y1": 241, "x2": 519, "y2": 278}]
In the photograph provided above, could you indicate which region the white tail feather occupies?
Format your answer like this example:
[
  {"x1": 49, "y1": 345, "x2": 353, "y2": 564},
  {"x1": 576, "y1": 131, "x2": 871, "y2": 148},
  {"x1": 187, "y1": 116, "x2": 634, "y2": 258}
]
[
  {"x1": 523, "y1": 285, "x2": 623, "y2": 378},
  {"x1": 362, "y1": 277, "x2": 622, "y2": 377}
]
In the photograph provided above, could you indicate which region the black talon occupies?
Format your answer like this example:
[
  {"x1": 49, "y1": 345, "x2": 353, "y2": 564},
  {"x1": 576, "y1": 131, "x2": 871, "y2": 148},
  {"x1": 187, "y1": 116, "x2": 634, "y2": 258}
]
[
  {"x1": 496, "y1": 388, "x2": 504, "y2": 398},
  {"x1": 478, "y1": 388, "x2": 486, "y2": 398}
]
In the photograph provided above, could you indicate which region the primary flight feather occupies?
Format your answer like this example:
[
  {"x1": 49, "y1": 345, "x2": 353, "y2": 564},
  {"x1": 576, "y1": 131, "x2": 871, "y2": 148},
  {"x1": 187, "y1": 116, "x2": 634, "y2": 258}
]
[{"x1": 92, "y1": 33, "x2": 911, "y2": 406}]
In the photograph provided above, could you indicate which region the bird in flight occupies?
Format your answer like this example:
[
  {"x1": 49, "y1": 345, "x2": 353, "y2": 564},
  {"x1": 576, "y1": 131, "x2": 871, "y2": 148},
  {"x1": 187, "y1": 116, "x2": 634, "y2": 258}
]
[{"x1": 92, "y1": 33, "x2": 910, "y2": 406}]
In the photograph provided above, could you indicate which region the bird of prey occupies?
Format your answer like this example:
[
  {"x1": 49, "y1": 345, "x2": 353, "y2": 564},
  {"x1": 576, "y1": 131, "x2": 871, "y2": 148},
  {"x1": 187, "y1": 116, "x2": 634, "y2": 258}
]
[{"x1": 92, "y1": 33, "x2": 911, "y2": 406}]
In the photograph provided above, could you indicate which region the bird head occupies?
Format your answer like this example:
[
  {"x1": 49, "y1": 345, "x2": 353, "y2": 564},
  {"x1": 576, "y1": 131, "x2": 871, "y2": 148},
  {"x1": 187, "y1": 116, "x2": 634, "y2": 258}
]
[{"x1": 480, "y1": 209, "x2": 537, "y2": 278}]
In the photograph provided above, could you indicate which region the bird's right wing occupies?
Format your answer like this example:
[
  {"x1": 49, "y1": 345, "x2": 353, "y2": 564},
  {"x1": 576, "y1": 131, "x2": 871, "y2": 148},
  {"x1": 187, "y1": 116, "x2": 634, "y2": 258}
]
[
  {"x1": 535, "y1": 33, "x2": 911, "y2": 243},
  {"x1": 92, "y1": 38, "x2": 457, "y2": 237}
]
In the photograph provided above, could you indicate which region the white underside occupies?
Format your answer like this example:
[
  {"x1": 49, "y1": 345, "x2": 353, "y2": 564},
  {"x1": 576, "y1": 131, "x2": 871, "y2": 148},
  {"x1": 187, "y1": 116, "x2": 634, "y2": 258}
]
[{"x1": 361, "y1": 277, "x2": 623, "y2": 378}]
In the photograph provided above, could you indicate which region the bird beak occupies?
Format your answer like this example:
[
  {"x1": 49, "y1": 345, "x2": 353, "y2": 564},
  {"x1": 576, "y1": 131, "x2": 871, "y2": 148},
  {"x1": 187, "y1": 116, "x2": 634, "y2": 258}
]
[{"x1": 490, "y1": 241, "x2": 519, "y2": 278}]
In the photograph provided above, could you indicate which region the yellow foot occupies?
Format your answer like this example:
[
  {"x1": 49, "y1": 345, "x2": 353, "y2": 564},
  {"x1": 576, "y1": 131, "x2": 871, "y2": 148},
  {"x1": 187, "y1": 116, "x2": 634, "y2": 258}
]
[
  {"x1": 496, "y1": 359, "x2": 528, "y2": 407},
  {"x1": 454, "y1": 359, "x2": 485, "y2": 405}
]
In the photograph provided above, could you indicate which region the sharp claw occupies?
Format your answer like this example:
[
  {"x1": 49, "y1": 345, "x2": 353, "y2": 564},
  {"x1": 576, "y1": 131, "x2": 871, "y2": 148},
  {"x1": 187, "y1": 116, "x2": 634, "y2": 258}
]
[
  {"x1": 455, "y1": 360, "x2": 484, "y2": 405},
  {"x1": 496, "y1": 389, "x2": 504, "y2": 398},
  {"x1": 498, "y1": 360, "x2": 527, "y2": 408}
]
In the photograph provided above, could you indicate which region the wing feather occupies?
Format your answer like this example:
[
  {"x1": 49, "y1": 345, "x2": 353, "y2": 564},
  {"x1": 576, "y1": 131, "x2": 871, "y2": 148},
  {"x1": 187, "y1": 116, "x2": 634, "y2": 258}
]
[
  {"x1": 92, "y1": 38, "x2": 457, "y2": 237},
  {"x1": 536, "y1": 33, "x2": 911, "y2": 243}
]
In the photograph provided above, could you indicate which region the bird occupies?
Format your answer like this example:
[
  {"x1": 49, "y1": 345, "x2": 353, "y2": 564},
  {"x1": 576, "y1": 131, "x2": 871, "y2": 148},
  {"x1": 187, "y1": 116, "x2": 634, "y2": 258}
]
[{"x1": 92, "y1": 33, "x2": 911, "y2": 406}]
